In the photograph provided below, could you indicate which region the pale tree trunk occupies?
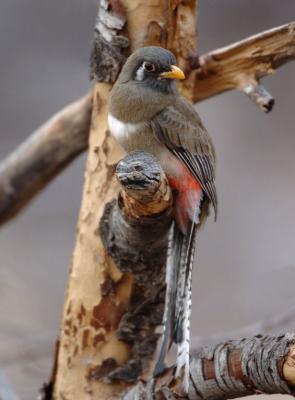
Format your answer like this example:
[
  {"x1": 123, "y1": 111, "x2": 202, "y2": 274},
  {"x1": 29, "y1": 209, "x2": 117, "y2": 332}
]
[
  {"x1": 42, "y1": 2, "x2": 295, "y2": 399},
  {"x1": 0, "y1": 2, "x2": 293, "y2": 399},
  {"x1": 52, "y1": 1, "x2": 198, "y2": 399}
]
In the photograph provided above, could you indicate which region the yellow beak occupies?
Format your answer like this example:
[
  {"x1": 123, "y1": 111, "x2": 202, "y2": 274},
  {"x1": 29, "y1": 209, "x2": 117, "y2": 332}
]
[{"x1": 159, "y1": 65, "x2": 185, "y2": 80}]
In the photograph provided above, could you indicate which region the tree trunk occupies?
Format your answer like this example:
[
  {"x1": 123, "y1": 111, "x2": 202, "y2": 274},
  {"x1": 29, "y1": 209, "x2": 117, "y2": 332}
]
[{"x1": 52, "y1": 1, "x2": 198, "y2": 399}]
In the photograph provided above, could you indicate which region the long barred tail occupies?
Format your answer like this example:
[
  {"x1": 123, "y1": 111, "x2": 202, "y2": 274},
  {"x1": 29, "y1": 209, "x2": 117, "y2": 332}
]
[
  {"x1": 154, "y1": 219, "x2": 198, "y2": 393},
  {"x1": 174, "y1": 221, "x2": 197, "y2": 392},
  {"x1": 154, "y1": 221, "x2": 184, "y2": 376}
]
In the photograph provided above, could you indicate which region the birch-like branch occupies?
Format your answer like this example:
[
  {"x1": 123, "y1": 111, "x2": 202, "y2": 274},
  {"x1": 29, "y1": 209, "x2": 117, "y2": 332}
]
[
  {"x1": 123, "y1": 334, "x2": 295, "y2": 400},
  {"x1": 189, "y1": 22, "x2": 295, "y2": 112},
  {"x1": 0, "y1": 91, "x2": 92, "y2": 226},
  {"x1": 0, "y1": 22, "x2": 294, "y2": 226}
]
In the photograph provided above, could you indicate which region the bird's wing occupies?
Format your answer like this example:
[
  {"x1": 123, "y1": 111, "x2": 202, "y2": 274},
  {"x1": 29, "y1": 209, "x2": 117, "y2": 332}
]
[{"x1": 151, "y1": 104, "x2": 217, "y2": 218}]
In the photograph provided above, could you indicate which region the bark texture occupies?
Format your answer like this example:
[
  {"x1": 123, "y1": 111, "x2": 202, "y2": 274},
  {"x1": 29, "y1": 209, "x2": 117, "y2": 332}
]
[
  {"x1": 1, "y1": 23, "x2": 294, "y2": 225},
  {"x1": 19, "y1": 2, "x2": 293, "y2": 399},
  {"x1": 97, "y1": 151, "x2": 172, "y2": 384},
  {"x1": 0, "y1": 92, "x2": 92, "y2": 226},
  {"x1": 53, "y1": 1, "x2": 198, "y2": 399},
  {"x1": 123, "y1": 335, "x2": 295, "y2": 400},
  {"x1": 190, "y1": 22, "x2": 295, "y2": 111}
]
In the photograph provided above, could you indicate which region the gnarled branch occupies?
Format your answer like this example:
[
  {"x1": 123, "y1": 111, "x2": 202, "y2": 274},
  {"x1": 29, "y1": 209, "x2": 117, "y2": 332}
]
[
  {"x1": 0, "y1": 91, "x2": 93, "y2": 226},
  {"x1": 123, "y1": 334, "x2": 295, "y2": 400},
  {"x1": 51, "y1": 147, "x2": 173, "y2": 399},
  {"x1": 96, "y1": 151, "x2": 173, "y2": 384},
  {"x1": 1, "y1": 22, "x2": 294, "y2": 226},
  {"x1": 189, "y1": 22, "x2": 295, "y2": 111}
]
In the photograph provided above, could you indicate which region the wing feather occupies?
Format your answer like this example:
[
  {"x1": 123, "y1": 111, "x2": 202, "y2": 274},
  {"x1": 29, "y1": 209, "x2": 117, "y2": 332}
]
[{"x1": 151, "y1": 105, "x2": 217, "y2": 219}]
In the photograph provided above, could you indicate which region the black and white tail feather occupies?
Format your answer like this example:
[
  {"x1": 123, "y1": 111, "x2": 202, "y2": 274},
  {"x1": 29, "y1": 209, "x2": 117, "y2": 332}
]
[
  {"x1": 151, "y1": 98, "x2": 217, "y2": 392},
  {"x1": 154, "y1": 212, "x2": 199, "y2": 393}
]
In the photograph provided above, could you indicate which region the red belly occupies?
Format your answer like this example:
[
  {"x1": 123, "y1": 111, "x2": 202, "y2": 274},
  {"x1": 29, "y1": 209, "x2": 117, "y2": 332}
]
[{"x1": 167, "y1": 171, "x2": 202, "y2": 234}]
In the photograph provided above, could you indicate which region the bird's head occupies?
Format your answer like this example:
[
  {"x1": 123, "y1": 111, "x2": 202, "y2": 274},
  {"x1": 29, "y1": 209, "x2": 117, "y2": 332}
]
[{"x1": 117, "y1": 46, "x2": 185, "y2": 93}]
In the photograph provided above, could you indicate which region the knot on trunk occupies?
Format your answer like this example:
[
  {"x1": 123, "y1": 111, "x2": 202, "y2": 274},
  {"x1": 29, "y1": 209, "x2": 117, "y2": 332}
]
[{"x1": 99, "y1": 151, "x2": 173, "y2": 383}]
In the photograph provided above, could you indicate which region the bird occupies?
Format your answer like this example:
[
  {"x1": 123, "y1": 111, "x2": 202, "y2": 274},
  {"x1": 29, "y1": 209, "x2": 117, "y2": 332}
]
[{"x1": 108, "y1": 46, "x2": 217, "y2": 392}]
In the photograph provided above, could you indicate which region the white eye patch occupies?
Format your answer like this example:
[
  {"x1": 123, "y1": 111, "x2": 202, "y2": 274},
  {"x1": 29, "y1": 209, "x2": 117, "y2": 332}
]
[{"x1": 135, "y1": 64, "x2": 145, "y2": 81}]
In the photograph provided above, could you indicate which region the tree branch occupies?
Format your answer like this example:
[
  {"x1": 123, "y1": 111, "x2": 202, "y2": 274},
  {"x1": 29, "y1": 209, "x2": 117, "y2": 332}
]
[
  {"x1": 96, "y1": 151, "x2": 173, "y2": 384},
  {"x1": 1, "y1": 22, "x2": 294, "y2": 226},
  {"x1": 122, "y1": 334, "x2": 295, "y2": 399},
  {"x1": 43, "y1": 0, "x2": 200, "y2": 396},
  {"x1": 0, "y1": 91, "x2": 93, "y2": 225},
  {"x1": 189, "y1": 22, "x2": 295, "y2": 111},
  {"x1": 51, "y1": 144, "x2": 174, "y2": 398}
]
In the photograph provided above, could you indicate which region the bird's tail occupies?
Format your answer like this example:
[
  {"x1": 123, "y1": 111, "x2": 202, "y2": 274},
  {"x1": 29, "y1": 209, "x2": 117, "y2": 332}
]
[
  {"x1": 154, "y1": 221, "x2": 184, "y2": 376},
  {"x1": 174, "y1": 220, "x2": 197, "y2": 392},
  {"x1": 154, "y1": 218, "x2": 198, "y2": 393}
]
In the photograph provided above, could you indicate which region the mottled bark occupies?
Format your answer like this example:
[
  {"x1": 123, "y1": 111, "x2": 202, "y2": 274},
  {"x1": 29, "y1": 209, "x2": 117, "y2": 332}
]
[
  {"x1": 1, "y1": 23, "x2": 294, "y2": 225},
  {"x1": 0, "y1": 92, "x2": 92, "y2": 226},
  {"x1": 0, "y1": 0, "x2": 291, "y2": 398},
  {"x1": 97, "y1": 151, "x2": 172, "y2": 383},
  {"x1": 123, "y1": 335, "x2": 295, "y2": 400},
  {"x1": 53, "y1": 1, "x2": 198, "y2": 399}
]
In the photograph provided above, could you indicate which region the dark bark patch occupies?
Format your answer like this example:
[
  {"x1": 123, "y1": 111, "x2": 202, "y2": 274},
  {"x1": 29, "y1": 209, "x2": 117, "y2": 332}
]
[
  {"x1": 89, "y1": 0, "x2": 129, "y2": 83},
  {"x1": 89, "y1": 358, "x2": 119, "y2": 380},
  {"x1": 82, "y1": 329, "x2": 90, "y2": 350},
  {"x1": 107, "y1": 359, "x2": 142, "y2": 383},
  {"x1": 101, "y1": 275, "x2": 117, "y2": 297},
  {"x1": 77, "y1": 304, "x2": 86, "y2": 324},
  {"x1": 91, "y1": 296, "x2": 124, "y2": 332},
  {"x1": 93, "y1": 333, "x2": 105, "y2": 347}
]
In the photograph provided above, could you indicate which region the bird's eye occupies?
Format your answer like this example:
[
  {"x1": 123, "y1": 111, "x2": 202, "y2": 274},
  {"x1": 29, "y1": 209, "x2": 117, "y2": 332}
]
[{"x1": 143, "y1": 61, "x2": 156, "y2": 72}]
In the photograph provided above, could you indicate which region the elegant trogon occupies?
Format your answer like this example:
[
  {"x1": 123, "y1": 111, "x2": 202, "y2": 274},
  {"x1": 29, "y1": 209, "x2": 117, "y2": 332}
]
[{"x1": 108, "y1": 46, "x2": 217, "y2": 392}]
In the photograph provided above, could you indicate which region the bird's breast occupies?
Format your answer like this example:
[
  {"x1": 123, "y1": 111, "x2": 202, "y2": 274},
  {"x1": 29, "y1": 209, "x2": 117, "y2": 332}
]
[
  {"x1": 108, "y1": 112, "x2": 158, "y2": 154},
  {"x1": 108, "y1": 113, "x2": 144, "y2": 142},
  {"x1": 108, "y1": 113, "x2": 198, "y2": 186}
]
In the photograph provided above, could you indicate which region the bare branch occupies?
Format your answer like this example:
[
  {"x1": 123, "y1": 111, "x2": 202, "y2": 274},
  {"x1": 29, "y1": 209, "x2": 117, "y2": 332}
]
[
  {"x1": 0, "y1": 22, "x2": 294, "y2": 227},
  {"x1": 0, "y1": 91, "x2": 92, "y2": 226},
  {"x1": 189, "y1": 22, "x2": 295, "y2": 111},
  {"x1": 123, "y1": 334, "x2": 295, "y2": 400},
  {"x1": 96, "y1": 151, "x2": 172, "y2": 384}
]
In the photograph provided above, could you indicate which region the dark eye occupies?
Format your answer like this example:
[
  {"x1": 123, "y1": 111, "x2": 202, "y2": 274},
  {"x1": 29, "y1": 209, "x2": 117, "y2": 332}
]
[{"x1": 143, "y1": 61, "x2": 156, "y2": 72}]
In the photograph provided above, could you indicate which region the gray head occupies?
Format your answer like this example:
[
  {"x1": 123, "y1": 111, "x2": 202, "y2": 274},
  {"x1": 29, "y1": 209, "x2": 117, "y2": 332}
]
[{"x1": 117, "y1": 46, "x2": 185, "y2": 94}]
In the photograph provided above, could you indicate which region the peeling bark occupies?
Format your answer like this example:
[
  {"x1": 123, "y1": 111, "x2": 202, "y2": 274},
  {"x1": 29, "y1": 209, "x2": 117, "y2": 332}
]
[
  {"x1": 90, "y1": 0, "x2": 129, "y2": 83},
  {"x1": 6, "y1": 1, "x2": 289, "y2": 399},
  {"x1": 98, "y1": 151, "x2": 172, "y2": 384},
  {"x1": 1, "y1": 23, "x2": 294, "y2": 225},
  {"x1": 53, "y1": 1, "x2": 198, "y2": 399},
  {"x1": 122, "y1": 335, "x2": 295, "y2": 400},
  {"x1": 0, "y1": 0, "x2": 293, "y2": 398},
  {"x1": 52, "y1": 84, "x2": 127, "y2": 400},
  {"x1": 49, "y1": 3, "x2": 295, "y2": 400}
]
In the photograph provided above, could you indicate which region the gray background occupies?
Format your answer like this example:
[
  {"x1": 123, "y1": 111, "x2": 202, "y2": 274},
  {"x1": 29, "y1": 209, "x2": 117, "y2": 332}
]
[{"x1": 0, "y1": 1, "x2": 294, "y2": 398}]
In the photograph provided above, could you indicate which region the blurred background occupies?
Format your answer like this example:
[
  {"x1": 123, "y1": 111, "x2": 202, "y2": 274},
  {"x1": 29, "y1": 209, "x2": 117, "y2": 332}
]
[{"x1": 0, "y1": 0, "x2": 294, "y2": 398}]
